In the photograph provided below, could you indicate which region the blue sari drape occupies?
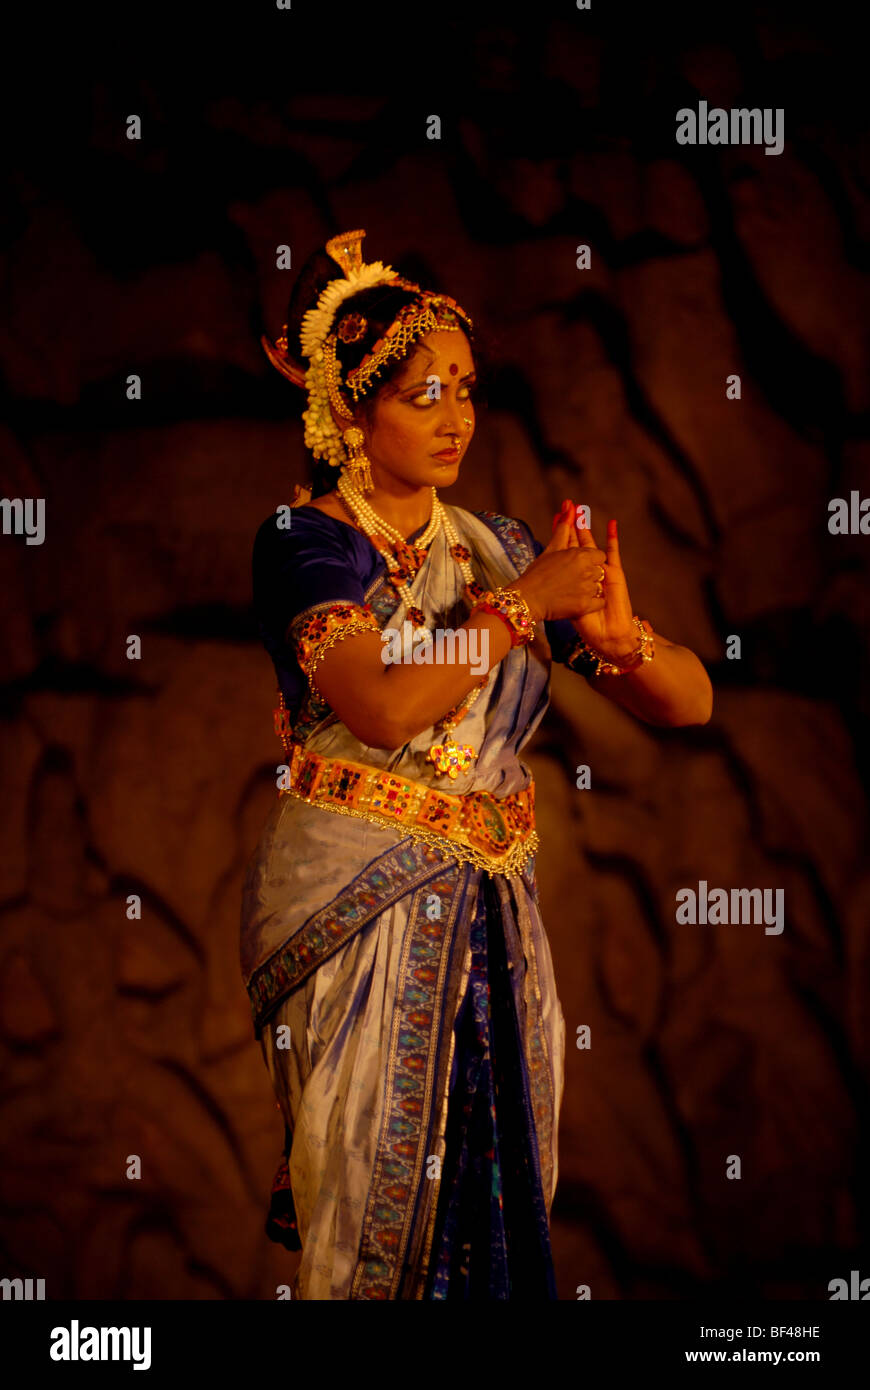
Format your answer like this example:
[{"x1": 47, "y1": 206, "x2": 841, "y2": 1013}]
[
  {"x1": 240, "y1": 502, "x2": 570, "y2": 1300},
  {"x1": 424, "y1": 873, "x2": 558, "y2": 1299}
]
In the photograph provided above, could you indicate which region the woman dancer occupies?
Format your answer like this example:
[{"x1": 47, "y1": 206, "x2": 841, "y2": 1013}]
[{"x1": 241, "y1": 229, "x2": 712, "y2": 1300}]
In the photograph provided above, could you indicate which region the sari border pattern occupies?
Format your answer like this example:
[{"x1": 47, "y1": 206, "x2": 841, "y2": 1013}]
[
  {"x1": 351, "y1": 860, "x2": 471, "y2": 1300},
  {"x1": 473, "y1": 510, "x2": 536, "y2": 574},
  {"x1": 247, "y1": 837, "x2": 448, "y2": 1036}
]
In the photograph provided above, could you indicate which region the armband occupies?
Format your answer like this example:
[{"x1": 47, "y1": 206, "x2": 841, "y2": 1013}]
[{"x1": 290, "y1": 601, "x2": 381, "y2": 696}]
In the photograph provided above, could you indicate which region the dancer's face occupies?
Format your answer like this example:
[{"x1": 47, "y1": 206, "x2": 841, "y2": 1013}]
[{"x1": 347, "y1": 329, "x2": 477, "y2": 494}]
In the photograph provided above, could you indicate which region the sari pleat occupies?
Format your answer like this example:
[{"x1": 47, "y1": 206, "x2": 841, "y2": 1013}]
[{"x1": 424, "y1": 874, "x2": 558, "y2": 1299}]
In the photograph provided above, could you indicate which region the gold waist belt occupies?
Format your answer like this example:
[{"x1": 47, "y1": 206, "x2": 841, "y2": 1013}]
[{"x1": 280, "y1": 740, "x2": 538, "y2": 877}]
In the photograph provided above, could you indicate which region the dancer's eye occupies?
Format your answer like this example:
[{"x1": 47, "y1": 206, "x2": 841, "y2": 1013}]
[{"x1": 407, "y1": 382, "x2": 477, "y2": 409}]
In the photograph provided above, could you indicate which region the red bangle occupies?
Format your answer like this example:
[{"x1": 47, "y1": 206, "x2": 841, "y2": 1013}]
[{"x1": 471, "y1": 588, "x2": 536, "y2": 648}]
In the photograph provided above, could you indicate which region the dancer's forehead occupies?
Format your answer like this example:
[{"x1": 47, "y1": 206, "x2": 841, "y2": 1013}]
[{"x1": 391, "y1": 330, "x2": 475, "y2": 390}]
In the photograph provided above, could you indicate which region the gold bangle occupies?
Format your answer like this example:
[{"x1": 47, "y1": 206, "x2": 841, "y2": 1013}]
[{"x1": 567, "y1": 616, "x2": 654, "y2": 676}]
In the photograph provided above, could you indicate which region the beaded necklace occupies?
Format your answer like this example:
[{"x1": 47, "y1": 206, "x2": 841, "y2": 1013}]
[{"x1": 335, "y1": 469, "x2": 488, "y2": 778}]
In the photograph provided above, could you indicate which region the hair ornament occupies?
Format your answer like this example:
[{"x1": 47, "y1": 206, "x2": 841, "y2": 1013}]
[
  {"x1": 261, "y1": 229, "x2": 472, "y2": 473},
  {"x1": 336, "y1": 312, "x2": 367, "y2": 344}
]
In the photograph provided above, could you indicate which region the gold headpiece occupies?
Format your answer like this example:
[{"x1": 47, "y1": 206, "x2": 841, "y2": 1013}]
[
  {"x1": 336, "y1": 292, "x2": 472, "y2": 405},
  {"x1": 261, "y1": 229, "x2": 473, "y2": 478}
]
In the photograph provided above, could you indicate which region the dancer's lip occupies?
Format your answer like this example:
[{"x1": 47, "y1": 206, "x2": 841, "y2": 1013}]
[{"x1": 433, "y1": 448, "x2": 460, "y2": 461}]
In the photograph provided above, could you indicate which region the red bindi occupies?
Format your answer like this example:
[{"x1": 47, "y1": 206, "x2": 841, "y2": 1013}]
[{"x1": 448, "y1": 363, "x2": 458, "y2": 375}]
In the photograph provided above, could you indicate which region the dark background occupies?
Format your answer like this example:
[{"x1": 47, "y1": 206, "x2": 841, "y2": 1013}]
[{"x1": 1, "y1": 1, "x2": 868, "y2": 1299}]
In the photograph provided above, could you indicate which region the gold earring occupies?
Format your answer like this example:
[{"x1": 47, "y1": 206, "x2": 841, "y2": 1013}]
[{"x1": 342, "y1": 426, "x2": 374, "y2": 494}]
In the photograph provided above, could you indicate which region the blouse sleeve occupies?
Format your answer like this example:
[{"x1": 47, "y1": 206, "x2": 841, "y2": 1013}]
[{"x1": 252, "y1": 512, "x2": 381, "y2": 688}]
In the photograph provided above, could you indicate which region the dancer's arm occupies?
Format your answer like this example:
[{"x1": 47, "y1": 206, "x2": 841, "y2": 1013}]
[{"x1": 313, "y1": 519, "x2": 607, "y2": 748}]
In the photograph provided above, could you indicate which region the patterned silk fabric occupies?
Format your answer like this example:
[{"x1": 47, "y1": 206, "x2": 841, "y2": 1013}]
[
  {"x1": 241, "y1": 504, "x2": 569, "y2": 1298},
  {"x1": 424, "y1": 873, "x2": 558, "y2": 1298}
]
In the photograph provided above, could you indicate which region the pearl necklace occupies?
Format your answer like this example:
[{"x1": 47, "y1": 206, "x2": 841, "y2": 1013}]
[
  {"x1": 336, "y1": 468, "x2": 487, "y2": 779},
  {"x1": 336, "y1": 470, "x2": 480, "y2": 635},
  {"x1": 337, "y1": 474, "x2": 441, "y2": 550}
]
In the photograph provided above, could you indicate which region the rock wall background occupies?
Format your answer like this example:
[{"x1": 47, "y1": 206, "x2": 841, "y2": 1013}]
[{"x1": 1, "y1": 5, "x2": 869, "y2": 1298}]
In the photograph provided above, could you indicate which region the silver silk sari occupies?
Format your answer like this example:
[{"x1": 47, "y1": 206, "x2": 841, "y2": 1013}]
[{"x1": 240, "y1": 504, "x2": 567, "y2": 1299}]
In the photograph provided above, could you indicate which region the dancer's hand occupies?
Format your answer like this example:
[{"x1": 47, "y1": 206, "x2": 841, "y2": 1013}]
[
  {"x1": 571, "y1": 515, "x2": 637, "y2": 660},
  {"x1": 507, "y1": 499, "x2": 606, "y2": 623}
]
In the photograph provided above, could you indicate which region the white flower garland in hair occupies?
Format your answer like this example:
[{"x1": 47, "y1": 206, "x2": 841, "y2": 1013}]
[
  {"x1": 298, "y1": 260, "x2": 400, "y2": 467},
  {"x1": 298, "y1": 260, "x2": 398, "y2": 359},
  {"x1": 301, "y1": 349, "x2": 345, "y2": 466}
]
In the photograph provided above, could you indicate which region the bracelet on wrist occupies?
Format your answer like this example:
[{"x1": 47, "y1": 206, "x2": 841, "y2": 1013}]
[
  {"x1": 470, "y1": 586, "x2": 537, "y2": 649},
  {"x1": 565, "y1": 616, "x2": 654, "y2": 676}
]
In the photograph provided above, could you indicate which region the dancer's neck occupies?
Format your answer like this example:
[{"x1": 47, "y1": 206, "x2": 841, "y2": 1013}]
[{"x1": 341, "y1": 481, "x2": 435, "y2": 540}]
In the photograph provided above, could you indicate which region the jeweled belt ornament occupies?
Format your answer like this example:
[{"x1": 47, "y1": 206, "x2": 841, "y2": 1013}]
[{"x1": 273, "y1": 733, "x2": 538, "y2": 878}]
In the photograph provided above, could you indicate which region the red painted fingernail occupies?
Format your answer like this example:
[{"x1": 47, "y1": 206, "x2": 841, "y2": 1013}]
[{"x1": 608, "y1": 519, "x2": 617, "y2": 538}]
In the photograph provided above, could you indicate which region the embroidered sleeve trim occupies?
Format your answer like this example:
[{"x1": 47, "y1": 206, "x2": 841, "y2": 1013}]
[{"x1": 289, "y1": 601, "x2": 381, "y2": 694}]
